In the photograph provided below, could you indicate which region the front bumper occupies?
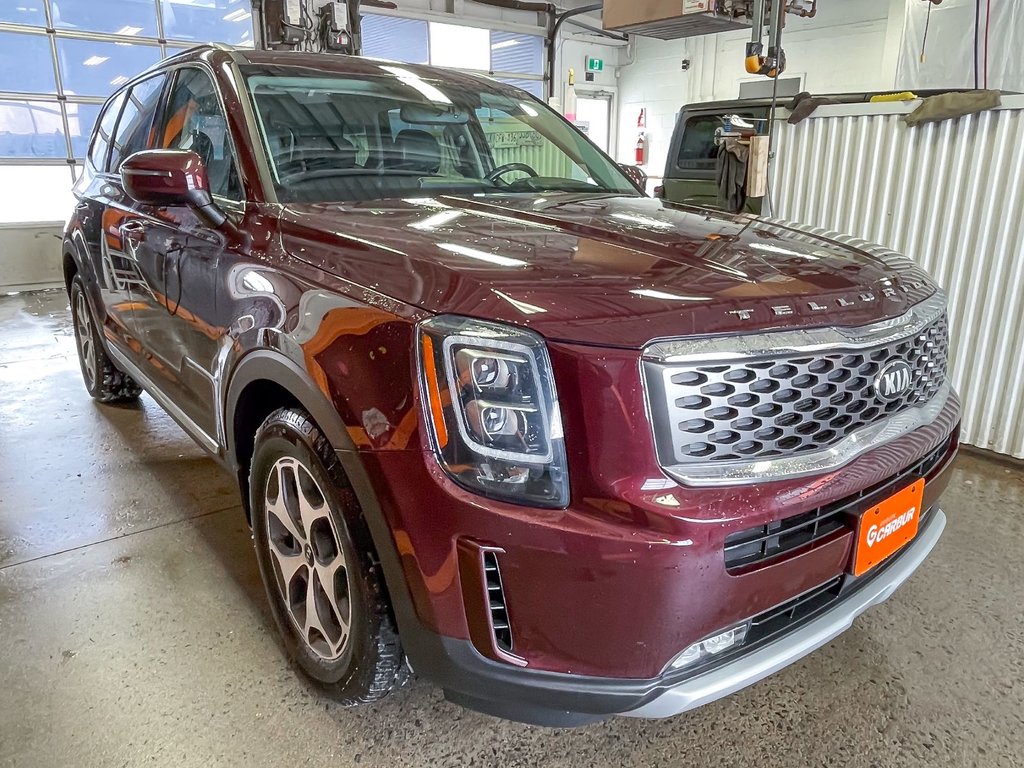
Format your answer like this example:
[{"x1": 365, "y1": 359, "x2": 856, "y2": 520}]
[
  {"x1": 399, "y1": 507, "x2": 945, "y2": 726},
  {"x1": 625, "y1": 506, "x2": 946, "y2": 718}
]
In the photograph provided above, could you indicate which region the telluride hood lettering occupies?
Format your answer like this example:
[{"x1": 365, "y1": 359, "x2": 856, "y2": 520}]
[{"x1": 281, "y1": 195, "x2": 937, "y2": 348}]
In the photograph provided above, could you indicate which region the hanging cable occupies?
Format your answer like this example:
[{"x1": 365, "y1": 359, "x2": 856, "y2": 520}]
[
  {"x1": 764, "y1": 0, "x2": 786, "y2": 217},
  {"x1": 925, "y1": 0, "x2": 933, "y2": 64},
  {"x1": 984, "y1": 0, "x2": 991, "y2": 89},
  {"x1": 974, "y1": 0, "x2": 981, "y2": 88}
]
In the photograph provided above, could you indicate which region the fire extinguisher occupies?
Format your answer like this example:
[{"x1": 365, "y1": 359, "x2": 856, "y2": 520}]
[{"x1": 635, "y1": 108, "x2": 647, "y2": 165}]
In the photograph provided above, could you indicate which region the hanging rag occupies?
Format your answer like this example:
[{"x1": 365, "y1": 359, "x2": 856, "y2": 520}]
[
  {"x1": 904, "y1": 90, "x2": 1002, "y2": 127},
  {"x1": 716, "y1": 137, "x2": 749, "y2": 213},
  {"x1": 786, "y1": 92, "x2": 843, "y2": 124}
]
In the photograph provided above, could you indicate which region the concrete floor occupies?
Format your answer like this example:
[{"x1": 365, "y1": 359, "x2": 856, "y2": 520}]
[{"x1": 0, "y1": 289, "x2": 1021, "y2": 768}]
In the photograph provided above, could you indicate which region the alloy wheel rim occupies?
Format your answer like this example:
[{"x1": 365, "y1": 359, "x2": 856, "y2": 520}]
[
  {"x1": 74, "y1": 291, "x2": 97, "y2": 388},
  {"x1": 264, "y1": 456, "x2": 352, "y2": 661}
]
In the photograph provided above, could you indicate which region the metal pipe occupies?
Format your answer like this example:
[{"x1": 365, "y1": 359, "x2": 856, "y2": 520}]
[
  {"x1": 768, "y1": 0, "x2": 785, "y2": 52},
  {"x1": 750, "y1": 0, "x2": 766, "y2": 44},
  {"x1": 467, "y1": 0, "x2": 554, "y2": 14},
  {"x1": 547, "y1": 3, "x2": 604, "y2": 99},
  {"x1": 562, "y1": 17, "x2": 627, "y2": 42}
]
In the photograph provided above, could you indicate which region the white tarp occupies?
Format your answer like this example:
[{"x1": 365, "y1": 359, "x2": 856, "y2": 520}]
[{"x1": 897, "y1": 0, "x2": 1024, "y2": 92}]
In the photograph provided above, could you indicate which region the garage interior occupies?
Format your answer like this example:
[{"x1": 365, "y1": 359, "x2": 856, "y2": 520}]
[{"x1": 1, "y1": 0, "x2": 1023, "y2": 765}]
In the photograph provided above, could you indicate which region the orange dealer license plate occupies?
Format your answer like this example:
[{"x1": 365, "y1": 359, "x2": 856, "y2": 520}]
[{"x1": 852, "y1": 478, "x2": 925, "y2": 577}]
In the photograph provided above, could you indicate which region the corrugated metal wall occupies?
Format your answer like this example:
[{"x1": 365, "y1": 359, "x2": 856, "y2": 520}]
[
  {"x1": 770, "y1": 97, "x2": 1024, "y2": 458},
  {"x1": 482, "y1": 121, "x2": 572, "y2": 178}
]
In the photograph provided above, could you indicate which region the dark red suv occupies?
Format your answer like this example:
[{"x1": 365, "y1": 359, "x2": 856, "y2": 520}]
[{"x1": 63, "y1": 45, "x2": 960, "y2": 726}]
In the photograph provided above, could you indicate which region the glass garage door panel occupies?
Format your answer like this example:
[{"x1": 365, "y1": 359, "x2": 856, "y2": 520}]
[
  {"x1": 55, "y1": 38, "x2": 162, "y2": 97},
  {"x1": 50, "y1": 0, "x2": 157, "y2": 37},
  {"x1": 490, "y1": 31, "x2": 543, "y2": 75},
  {"x1": 67, "y1": 102, "x2": 102, "y2": 160},
  {"x1": 361, "y1": 15, "x2": 429, "y2": 65},
  {"x1": 0, "y1": 3, "x2": 46, "y2": 25},
  {"x1": 429, "y1": 22, "x2": 489, "y2": 70},
  {"x1": 498, "y1": 79, "x2": 544, "y2": 99},
  {"x1": 0, "y1": 165, "x2": 76, "y2": 224},
  {"x1": 0, "y1": 100, "x2": 67, "y2": 159},
  {"x1": 0, "y1": 32, "x2": 58, "y2": 94},
  {"x1": 160, "y1": 0, "x2": 254, "y2": 45}
]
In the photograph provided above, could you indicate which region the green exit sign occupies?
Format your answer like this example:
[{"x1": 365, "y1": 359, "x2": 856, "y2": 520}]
[{"x1": 586, "y1": 56, "x2": 604, "y2": 73}]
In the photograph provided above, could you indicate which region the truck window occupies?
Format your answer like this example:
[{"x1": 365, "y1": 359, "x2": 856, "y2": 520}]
[{"x1": 675, "y1": 112, "x2": 765, "y2": 173}]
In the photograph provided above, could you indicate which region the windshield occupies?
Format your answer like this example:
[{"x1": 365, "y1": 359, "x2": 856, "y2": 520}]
[{"x1": 240, "y1": 63, "x2": 639, "y2": 203}]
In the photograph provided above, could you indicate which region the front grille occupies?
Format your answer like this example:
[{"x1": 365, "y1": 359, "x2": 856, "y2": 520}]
[
  {"x1": 724, "y1": 437, "x2": 950, "y2": 571},
  {"x1": 646, "y1": 312, "x2": 949, "y2": 466},
  {"x1": 746, "y1": 577, "x2": 844, "y2": 645},
  {"x1": 482, "y1": 551, "x2": 513, "y2": 653}
]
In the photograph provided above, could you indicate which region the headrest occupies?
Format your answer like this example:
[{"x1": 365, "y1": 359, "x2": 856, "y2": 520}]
[{"x1": 390, "y1": 129, "x2": 441, "y2": 174}]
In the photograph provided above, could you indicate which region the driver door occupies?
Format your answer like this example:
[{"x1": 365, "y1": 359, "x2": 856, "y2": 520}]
[{"x1": 126, "y1": 66, "x2": 244, "y2": 445}]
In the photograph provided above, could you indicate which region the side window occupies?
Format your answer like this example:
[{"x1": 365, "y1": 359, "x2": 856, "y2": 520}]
[
  {"x1": 158, "y1": 68, "x2": 241, "y2": 199},
  {"x1": 675, "y1": 112, "x2": 765, "y2": 172},
  {"x1": 88, "y1": 90, "x2": 126, "y2": 172},
  {"x1": 109, "y1": 75, "x2": 166, "y2": 171}
]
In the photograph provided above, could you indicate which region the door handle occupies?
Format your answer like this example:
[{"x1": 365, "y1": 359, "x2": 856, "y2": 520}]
[
  {"x1": 119, "y1": 220, "x2": 146, "y2": 260},
  {"x1": 120, "y1": 220, "x2": 145, "y2": 243}
]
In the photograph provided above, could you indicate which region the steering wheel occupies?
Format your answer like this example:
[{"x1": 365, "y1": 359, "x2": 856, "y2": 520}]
[{"x1": 485, "y1": 162, "x2": 539, "y2": 185}]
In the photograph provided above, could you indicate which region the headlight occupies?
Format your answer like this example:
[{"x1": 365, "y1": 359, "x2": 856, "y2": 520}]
[{"x1": 417, "y1": 316, "x2": 569, "y2": 508}]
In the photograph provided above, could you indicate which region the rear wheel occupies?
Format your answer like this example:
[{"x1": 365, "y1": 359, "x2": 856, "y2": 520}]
[
  {"x1": 250, "y1": 407, "x2": 407, "y2": 703},
  {"x1": 69, "y1": 274, "x2": 142, "y2": 403}
]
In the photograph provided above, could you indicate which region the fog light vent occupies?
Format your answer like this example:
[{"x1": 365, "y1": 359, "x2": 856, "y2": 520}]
[{"x1": 482, "y1": 551, "x2": 513, "y2": 653}]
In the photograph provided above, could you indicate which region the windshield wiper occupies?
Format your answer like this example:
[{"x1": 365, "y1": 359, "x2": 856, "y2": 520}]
[{"x1": 279, "y1": 168, "x2": 440, "y2": 184}]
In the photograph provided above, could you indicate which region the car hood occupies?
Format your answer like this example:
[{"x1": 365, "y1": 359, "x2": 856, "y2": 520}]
[{"x1": 278, "y1": 195, "x2": 937, "y2": 349}]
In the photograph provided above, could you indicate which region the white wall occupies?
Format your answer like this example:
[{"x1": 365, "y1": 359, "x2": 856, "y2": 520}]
[
  {"x1": 614, "y1": 0, "x2": 904, "y2": 175},
  {"x1": 897, "y1": 0, "x2": 1024, "y2": 91},
  {"x1": 0, "y1": 225, "x2": 66, "y2": 291}
]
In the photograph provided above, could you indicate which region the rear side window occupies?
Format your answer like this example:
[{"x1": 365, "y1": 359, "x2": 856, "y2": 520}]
[
  {"x1": 88, "y1": 90, "x2": 126, "y2": 172},
  {"x1": 674, "y1": 111, "x2": 766, "y2": 173},
  {"x1": 109, "y1": 74, "x2": 166, "y2": 171}
]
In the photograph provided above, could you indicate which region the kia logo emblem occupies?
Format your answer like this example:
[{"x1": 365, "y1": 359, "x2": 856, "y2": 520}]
[{"x1": 874, "y1": 360, "x2": 913, "y2": 402}]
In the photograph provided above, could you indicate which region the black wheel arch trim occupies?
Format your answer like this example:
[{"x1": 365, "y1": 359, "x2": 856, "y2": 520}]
[
  {"x1": 224, "y1": 349, "x2": 423, "y2": 662},
  {"x1": 224, "y1": 349, "x2": 359, "y2": 467}
]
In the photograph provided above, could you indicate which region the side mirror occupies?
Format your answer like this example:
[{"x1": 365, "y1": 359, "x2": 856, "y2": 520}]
[
  {"x1": 620, "y1": 163, "x2": 648, "y2": 192},
  {"x1": 121, "y1": 149, "x2": 229, "y2": 229}
]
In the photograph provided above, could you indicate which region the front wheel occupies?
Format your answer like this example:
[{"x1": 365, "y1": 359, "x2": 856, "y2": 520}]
[
  {"x1": 249, "y1": 407, "x2": 407, "y2": 703},
  {"x1": 69, "y1": 274, "x2": 142, "y2": 403}
]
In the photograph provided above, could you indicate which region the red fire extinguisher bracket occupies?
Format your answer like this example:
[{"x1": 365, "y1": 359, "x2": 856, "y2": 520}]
[{"x1": 635, "y1": 133, "x2": 646, "y2": 165}]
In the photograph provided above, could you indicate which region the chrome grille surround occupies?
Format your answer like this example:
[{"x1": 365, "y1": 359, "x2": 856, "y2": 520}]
[{"x1": 643, "y1": 292, "x2": 951, "y2": 486}]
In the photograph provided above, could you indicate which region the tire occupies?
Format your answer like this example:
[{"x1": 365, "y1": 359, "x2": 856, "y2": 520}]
[
  {"x1": 250, "y1": 407, "x2": 408, "y2": 704},
  {"x1": 69, "y1": 274, "x2": 142, "y2": 403}
]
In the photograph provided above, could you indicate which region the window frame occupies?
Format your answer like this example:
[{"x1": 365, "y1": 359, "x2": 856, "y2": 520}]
[
  {"x1": 107, "y1": 72, "x2": 170, "y2": 173},
  {"x1": 668, "y1": 107, "x2": 770, "y2": 181},
  {"x1": 87, "y1": 89, "x2": 129, "y2": 175},
  {"x1": 156, "y1": 63, "x2": 246, "y2": 203}
]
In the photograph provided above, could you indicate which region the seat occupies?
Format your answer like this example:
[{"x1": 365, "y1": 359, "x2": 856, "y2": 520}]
[
  {"x1": 388, "y1": 129, "x2": 442, "y2": 174},
  {"x1": 271, "y1": 129, "x2": 358, "y2": 177}
]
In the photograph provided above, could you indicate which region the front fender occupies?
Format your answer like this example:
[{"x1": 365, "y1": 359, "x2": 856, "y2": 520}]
[{"x1": 223, "y1": 348, "x2": 421, "y2": 650}]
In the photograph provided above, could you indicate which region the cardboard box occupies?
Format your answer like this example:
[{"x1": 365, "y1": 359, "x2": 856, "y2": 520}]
[
  {"x1": 604, "y1": 0, "x2": 710, "y2": 30},
  {"x1": 604, "y1": 0, "x2": 749, "y2": 39}
]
